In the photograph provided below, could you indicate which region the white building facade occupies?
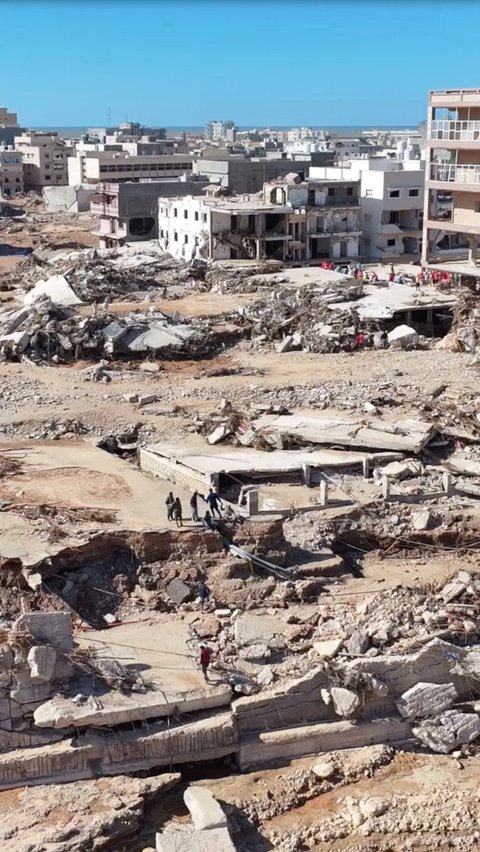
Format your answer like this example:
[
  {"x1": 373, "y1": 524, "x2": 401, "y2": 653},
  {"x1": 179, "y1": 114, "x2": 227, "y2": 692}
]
[{"x1": 68, "y1": 152, "x2": 193, "y2": 185}]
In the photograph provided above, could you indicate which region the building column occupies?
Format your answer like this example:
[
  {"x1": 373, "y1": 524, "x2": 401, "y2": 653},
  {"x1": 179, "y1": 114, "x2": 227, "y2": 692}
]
[{"x1": 468, "y1": 235, "x2": 478, "y2": 265}]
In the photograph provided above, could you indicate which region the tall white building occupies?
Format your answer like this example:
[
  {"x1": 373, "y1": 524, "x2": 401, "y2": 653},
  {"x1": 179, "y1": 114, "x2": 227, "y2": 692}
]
[
  {"x1": 311, "y1": 157, "x2": 425, "y2": 260},
  {"x1": 205, "y1": 120, "x2": 237, "y2": 141}
]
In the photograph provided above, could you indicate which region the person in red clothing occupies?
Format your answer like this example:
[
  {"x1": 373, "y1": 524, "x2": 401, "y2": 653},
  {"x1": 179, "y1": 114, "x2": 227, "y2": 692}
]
[
  {"x1": 356, "y1": 330, "x2": 365, "y2": 348},
  {"x1": 199, "y1": 644, "x2": 212, "y2": 681}
]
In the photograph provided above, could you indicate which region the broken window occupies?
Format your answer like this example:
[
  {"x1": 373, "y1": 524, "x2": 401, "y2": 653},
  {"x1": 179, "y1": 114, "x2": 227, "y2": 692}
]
[
  {"x1": 308, "y1": 189, "x2": 316, "y2": 205},
  {"x1": 388, "y1": 211, "x2": 399, "y2": 224},
  {"x1": 129, "y1": 216, "x2": 155, "y2": 236},
  {"x1": 328, "y1": 187, "x2": 335, "y2": 197},
  {"x1": 387, "y1": 238, "x2": 396, "y2": 246},
  {"x1": 347, "y1": 186, "x2": 353, "y2": 196},
  {"x1": 389, "y1": 189, "x2": 400, "y2": 198},
  {"x1": 231, "y1": 215, "x2": 238, "y2": 232}
]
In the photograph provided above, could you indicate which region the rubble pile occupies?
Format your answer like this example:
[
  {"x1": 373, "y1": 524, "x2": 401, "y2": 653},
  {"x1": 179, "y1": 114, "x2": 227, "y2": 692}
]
[
  {"x1": 438, "y1": 288, "x2": 480, "y2": 356},
  {"x1": 0, "y1": 295, "x2": 212, "y2": 362},
  {"x1": 232, "y1": 280, "x2": 382, "y2": 353}
]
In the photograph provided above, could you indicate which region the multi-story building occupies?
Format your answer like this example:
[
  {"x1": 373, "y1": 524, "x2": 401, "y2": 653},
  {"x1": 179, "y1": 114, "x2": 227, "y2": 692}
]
[
  {"x1": 90, "y1": 176, "x2": 208, "y2": 249},
  {"x1": 422, "y1": 88, "x2": 480, "y2": 266},
  {"x1": 157, "y1": 174, "x2": 362, "y2": 263},
  {"x1": 158, "y1": 194, "x2": 292, "y2": 262},
  {"x1": 310, "y1": 159, "x2": 424, "y2": 260},
  {"x1": 266, "y1": 174, "x2": 362, "y2": 261},
  {"x1": 193, "y1": 154, "x2": 314, "y2": 194},
  {"x1": 0, "y1": 106, "x2": 23, "y2": 147},
  {"x1": 15, "y1": 132, "x2": 69, "y2": 190},
  {"x1": 68, "y1": 152, "x2": 193, "y2": 185},
  {"x1": 205, "y1": 120, "x2": 236, "y2": 141},
  {"x1": 0, "y1": 149, "x2": 24, "y2": 197}
]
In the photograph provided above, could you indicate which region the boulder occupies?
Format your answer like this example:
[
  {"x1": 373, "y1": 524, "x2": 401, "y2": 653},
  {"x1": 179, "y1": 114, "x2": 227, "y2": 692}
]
[
  {"x1": 166, "y1": 578, "x2": 191, "y2": 605},
  {"x1": 313, "y1": 638, "x2": 343, "y2": 660},
  {"x1": 194, "y1": 616, "x2": 221, "y2": 639},
  {"x1": 396, "y1": 682, "x2": 457, "y2": 720},
  {"x1": 331, "y1": 686, "x2": 360, "y2": 718},
  {"x1": 346, "y1": 630, "x2": 369, "y2": 656},
  {"x1": 387, "y1": 325, "x2": 419, "y2": 348},
  {"x1": 312, "y1": 761, "x2": 336, "y2": 779}
]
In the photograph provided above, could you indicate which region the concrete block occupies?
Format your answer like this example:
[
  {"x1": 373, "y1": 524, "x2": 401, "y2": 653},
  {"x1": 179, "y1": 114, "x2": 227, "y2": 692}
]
[
  {"x1": 12, "y1": 612, "x2": 73, "y2": 653},
  {"x1": 413, "y1": 710, "x2": 480, "y2": 754},
  {"x1": 311, "y1": 761, "x2": 335, "y2": 779},
  {"x1": 412, "y1": 510, "x2": 432, "y2": 531},
  {"x1": 137, "y1": 394, "x2": 157, "y2": 409},
  {"x1": 313, "y1": 639, "x2": 343, "y2": 659},
  {"x1": 183, "y1": 786, "x2": 228, "y2": 830},
  {"x1": 331, "y1": 687, "x2": 360, "y2": 718},
  {"x1": 238, "y1": 643, "x2": 271, "y2": 661},
  {"x1": 123, "y1": 392, "x2": 139, "y2": 403},
  {"x1": 166, "y1": 578, "x2": 191, "y2": 605},
  {"x1": 387, "y1": 324, "x2": 419, "y2": 347},
  {"x1": 207, "y1": 424, "x2": 232, "y2": 445},
  {"x1": 10, "y1": 673, "x2": 52, "y2": 706},
  {"x1": 234, "y1": 613, "x2": 285, "y2": 647},
  {"x1": 156, "y1": 825, "x2": 235, "y2": 852},
  {"x1": 28, "y1": 646, "x2": 57, "y2": 682},
  {"x1": 275, "y1": 335, "x2": 294, "y2": 353},
  {"x1": 396, "y1": 682, "x2": 457, "y2": 720}
]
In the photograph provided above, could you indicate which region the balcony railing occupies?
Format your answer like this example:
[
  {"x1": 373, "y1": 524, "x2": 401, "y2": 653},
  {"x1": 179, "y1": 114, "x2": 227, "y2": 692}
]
[
  {"x1": 430, "y1": 163, "x2": 480, "y2": 184},
  {"x1": 431, "y1": 120, "x2": 480, "y2": 141}
]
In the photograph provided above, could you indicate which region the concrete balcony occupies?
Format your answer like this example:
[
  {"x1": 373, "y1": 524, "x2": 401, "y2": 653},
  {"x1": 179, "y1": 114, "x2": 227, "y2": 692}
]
[{"x1": 430, "y1": 163, "x2": 480, "y2": 185}]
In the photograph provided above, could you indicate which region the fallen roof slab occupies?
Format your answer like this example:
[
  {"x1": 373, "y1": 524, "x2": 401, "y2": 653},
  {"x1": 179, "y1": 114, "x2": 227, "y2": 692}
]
[
  {"x1": 145, "y1": 444, "x2": 403, "y2": 478},
  {"x1": 24, "y1": 274, "x2": 83, "y2": 308},
  {"x1": 252, "y1": 413, "x2": 435, "y2": 454}
]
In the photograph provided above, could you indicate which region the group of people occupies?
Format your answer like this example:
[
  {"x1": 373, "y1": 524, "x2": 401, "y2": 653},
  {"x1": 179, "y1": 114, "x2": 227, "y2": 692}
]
[{"x1": 166, "y1": 487, "x2": 224, "y2": 529}]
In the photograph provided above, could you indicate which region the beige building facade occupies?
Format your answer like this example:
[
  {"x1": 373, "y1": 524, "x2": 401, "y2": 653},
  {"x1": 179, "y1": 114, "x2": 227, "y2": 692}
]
[
  {"x1": 68, "y1": 152, "x2": 193, "y2": 185},
  {"x1": 15, "y1": 132, "x2": 69, "y2": 190},
  {"x1": 422, "y1": 88, "x2": 480, "y2": 265},
  {"x1": 0, "y1": 149, "x2": 24, "y2": 197}
]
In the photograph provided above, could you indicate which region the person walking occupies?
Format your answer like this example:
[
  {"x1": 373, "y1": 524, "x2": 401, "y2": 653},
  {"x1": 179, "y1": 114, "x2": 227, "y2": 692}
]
[
  {"x1": 206, "y1": 488, "x2": 223, "y2": 519},
  {"x1": 199, "y1": 644, "x2": 211, "y2": 681},
  {"x1": 172, "y1": 497, "x2": 183, "y2": 527},
  {"x1": 197, "y1": 580, "x2": 210, "y2": 612},
  {"x1": 190, "y1": 490, "x2": 200, "y2": 523},
  {"x1": 165, "y1": 491, "x2": 175, "y2": 522}
]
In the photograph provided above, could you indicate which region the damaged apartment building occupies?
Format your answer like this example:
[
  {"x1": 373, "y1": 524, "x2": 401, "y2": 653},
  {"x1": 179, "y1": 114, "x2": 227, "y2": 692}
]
[
  {"x1": 157, "y1": 174, "x2": 362, "y2": 262},
  {"x1": 90, "y1": 175, "x2": 208, "y2": 248}
]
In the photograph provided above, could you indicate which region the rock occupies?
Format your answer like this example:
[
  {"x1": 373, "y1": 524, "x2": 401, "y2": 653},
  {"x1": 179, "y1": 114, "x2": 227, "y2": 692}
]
[
  {"x1": 238, "y1": 643, "x2": 271, "y2": 661},
  {"x1": 275, "y1": 335, "x2": 294, "y2": 353},
  {"x1": 207, "y1": 424, "x2": 232, "y2": 445},
  {"x1": 312, "y1": 761, "x2": 336, "y2": 779},
  {"x1": 183, "y1": 786, "x2": 228, "y2": 831},
  {"x1": 166, "y1": 578, "x2": 191, "y2": 605},
  {"x1": 440, "y1": 580, "x2": 466, "y2": 603},
  {"x1": 381, "y1": 460, "x2": 424, "y2": 480},
  {"x1": 347, "y1": 629, "x2": 370, "y2": 655},
  {"x1": 139, "y1": 361, "x2": 161, "y2": 373},
  {"x1": 396, "y1": 682, "x2": 457, "y2": 720},
  {"x1": 359, "y1": 797, "x2": 389, "y2": 819},
  {"x1": 194, "y1": 616, "x2": 221, "y2": 639},
  {"x1": 387, "y1": 324, "x2": 419, "y2": 348},
  {"x1": 123, "y1": 392, "x2": 139, "y2": 403},
  {"x1": 412, "y1": 510, "x2": 432, "y2": 531},
  {"x1": 413, "y1": 710, "x2": 480, "y2": 754},
  {"x1": 257, "y1": 666, "x2": 274, "y2": 686},
  {"x1": 313, "y1": 638, "x2": 343, "y2": 659},
  {"x1": 137, "y1": 394, "x2": 157, "y2": 409},
  {"x1": 331, "y1": 686, "x2": 360, "y2": 718}
]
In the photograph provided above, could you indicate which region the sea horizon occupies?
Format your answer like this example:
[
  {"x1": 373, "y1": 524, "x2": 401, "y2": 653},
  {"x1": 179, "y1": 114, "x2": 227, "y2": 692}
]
[{"x1": 34, "y1": 124, "x2": 421, "y2": 138}]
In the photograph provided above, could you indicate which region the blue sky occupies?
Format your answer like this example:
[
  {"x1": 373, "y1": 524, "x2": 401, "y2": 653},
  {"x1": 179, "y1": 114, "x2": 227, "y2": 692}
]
[{"x1": 2, "y1": 0, "x2": 480, "y2": 127}]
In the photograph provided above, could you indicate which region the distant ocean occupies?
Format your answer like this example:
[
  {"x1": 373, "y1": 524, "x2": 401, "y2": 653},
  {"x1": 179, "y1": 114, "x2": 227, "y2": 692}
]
[{"x1": 37, "y1": 124, "x2": 420, "y2": 138}]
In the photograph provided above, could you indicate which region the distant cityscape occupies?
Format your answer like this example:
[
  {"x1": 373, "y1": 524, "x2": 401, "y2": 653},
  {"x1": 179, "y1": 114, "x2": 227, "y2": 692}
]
[{"x1": 0, "y1": 95, "x2": 475, "y2": 267}]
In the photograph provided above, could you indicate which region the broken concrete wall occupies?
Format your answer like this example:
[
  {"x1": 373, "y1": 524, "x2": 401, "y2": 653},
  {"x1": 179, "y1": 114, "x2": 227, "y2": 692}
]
[
  {"x1": 0, "y1": 612, "x2": 74, "y2": 743},
  {"x1": 140, "y1": 448, "x2": 212, "y2": 494},
  {"x1": 0, "y1": 711, "x2": 239, "y2": 789},
  {"x1": 233, "y1": 667, "x2": 336, "y2": 732}
]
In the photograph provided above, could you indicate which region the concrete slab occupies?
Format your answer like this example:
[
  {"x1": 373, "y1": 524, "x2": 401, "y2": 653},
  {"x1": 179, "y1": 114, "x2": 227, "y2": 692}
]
[
  {"x1": 34, "y1": 615, "x2": 231, "y2": 729},
  {"x1": 253, "y1": 413, "x2": 434, "y2": 454},
  {"x1": 24, "y1": 274, "x2": 83, "y2": 307}
]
